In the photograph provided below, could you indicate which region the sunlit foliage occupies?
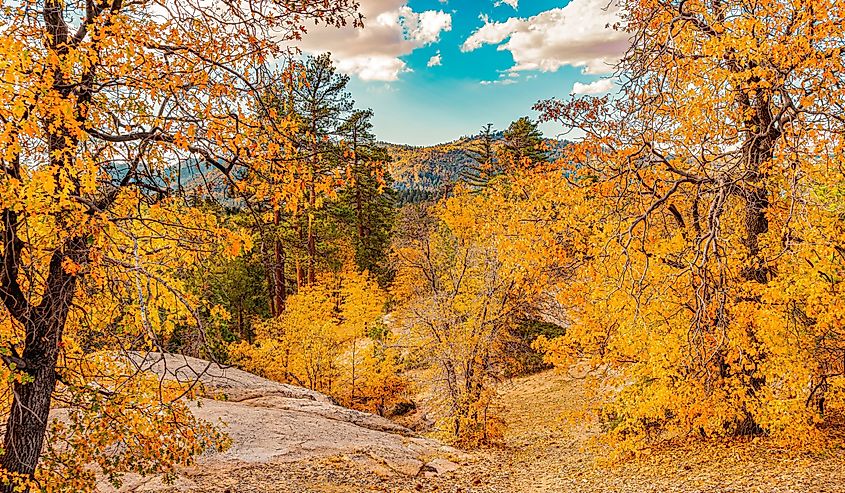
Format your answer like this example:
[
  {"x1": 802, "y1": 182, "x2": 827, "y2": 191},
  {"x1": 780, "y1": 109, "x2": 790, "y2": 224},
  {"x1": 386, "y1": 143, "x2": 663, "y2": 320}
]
[{"x1": 533, "y1": 0, "x2": 845, "y2": 451}]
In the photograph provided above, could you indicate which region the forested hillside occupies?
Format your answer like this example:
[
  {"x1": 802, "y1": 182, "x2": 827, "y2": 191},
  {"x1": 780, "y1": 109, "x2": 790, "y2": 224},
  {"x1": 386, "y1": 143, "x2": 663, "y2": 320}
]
[
  {"x1": 385, "y1": 138, "x2": 475, "y2": 202},
  {"x1": 386, "y1": 132, "x2": 568, "y2": 203}
]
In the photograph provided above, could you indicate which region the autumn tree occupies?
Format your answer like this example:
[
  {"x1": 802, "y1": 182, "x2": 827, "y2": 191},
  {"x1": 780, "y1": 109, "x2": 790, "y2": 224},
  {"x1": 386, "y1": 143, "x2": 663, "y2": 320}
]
[
  {"x1": 0, "y1": 0, "x2": 360, "y2": 488},
  {"x1": 393, "y1": 180, "x2": 573, "y2": 445},
  {"x1": 535, "y1": 0, "x2": 845, "y2": 446},
  {"x1": 227, "y1": 269, "x2": 408, "y2": 410}
]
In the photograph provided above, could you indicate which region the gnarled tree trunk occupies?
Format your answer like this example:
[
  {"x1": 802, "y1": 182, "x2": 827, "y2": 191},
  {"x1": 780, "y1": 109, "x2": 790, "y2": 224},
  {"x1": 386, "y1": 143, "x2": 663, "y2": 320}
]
[{"x1": 1, "y1": 237, "x2": 87, "y2": 491}]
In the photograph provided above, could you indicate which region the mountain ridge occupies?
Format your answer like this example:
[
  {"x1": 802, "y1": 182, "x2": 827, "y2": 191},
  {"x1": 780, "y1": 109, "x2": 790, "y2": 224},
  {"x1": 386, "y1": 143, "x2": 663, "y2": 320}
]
[{"x1": 382, "y1": 133, "x2": 568, "y2": 203}]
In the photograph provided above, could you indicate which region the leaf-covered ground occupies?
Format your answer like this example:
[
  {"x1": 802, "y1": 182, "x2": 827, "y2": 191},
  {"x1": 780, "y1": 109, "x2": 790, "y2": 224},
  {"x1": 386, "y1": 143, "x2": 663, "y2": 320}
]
[{"x1": 490, "y1": 370, "x2": 845, "y2": 492}]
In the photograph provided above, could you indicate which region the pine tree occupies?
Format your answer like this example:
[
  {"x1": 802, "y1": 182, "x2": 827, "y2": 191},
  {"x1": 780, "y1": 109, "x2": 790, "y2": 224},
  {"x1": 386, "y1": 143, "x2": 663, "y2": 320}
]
[
  {"x1": 337, "y1": 110, "x2": 397, "y2": 285},
  {"x1": 501, "y1": 117, "x2": 548, "y2": 168},
  {"x1": 291, "y1": 54, "x2": 354, "y2": 285},
  {"x1": 462, "y1": 123, "x2": 500, "y2": 188}
]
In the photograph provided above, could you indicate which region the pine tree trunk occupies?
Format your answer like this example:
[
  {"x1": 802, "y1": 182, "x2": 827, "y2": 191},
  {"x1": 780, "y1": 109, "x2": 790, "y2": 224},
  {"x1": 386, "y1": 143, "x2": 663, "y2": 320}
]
[
  {"x1": 307, "y1": 179, "x2": 316, "y2": 285},
  {"x1": 273, "y1": 209, "x2": 286, "y2": 313},
  {"x1": 356, "y1": 180, "x2": 364, "y2": 244},
  {"x1": 352, "y1": 129, "x2": 364, "y2": 245},
  {"x1": 265, "y1": 258, "x2": 277, "y2": 317}
]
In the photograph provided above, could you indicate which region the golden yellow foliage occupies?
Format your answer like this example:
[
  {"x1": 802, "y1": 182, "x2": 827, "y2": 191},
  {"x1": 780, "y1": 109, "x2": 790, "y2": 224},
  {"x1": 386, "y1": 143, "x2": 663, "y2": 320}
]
[
  {"x1": 0, "y1": 0, "x2": 359, "y2": 487},
  {"x1": 392, "y1": 185, "x2": 576, "y2": 445},
  {"x1": 228, "y1": 269, "x2": 410, "y2": 412},
  {"x1": 529, "y1": 0, "x2": 845, "y2": 451}
]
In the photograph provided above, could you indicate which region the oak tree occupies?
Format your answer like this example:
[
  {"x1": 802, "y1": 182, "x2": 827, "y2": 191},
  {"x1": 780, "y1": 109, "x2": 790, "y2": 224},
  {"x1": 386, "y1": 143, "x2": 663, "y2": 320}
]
[
  {"x1": 536, "y1": 0, "x2": 845, "y2": 447},
  {"x1": 0, "y1": 0, "x2": 360, "y2": 488}
]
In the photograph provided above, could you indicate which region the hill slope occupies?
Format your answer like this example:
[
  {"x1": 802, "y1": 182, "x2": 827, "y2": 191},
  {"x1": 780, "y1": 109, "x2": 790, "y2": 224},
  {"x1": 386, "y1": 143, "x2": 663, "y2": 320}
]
[
  {"x1": 385, "y1": 135, "x2": 567, "y2": 203},
  {"x1": 491, "y1": 369, "x2": 845, "y2": 492}
]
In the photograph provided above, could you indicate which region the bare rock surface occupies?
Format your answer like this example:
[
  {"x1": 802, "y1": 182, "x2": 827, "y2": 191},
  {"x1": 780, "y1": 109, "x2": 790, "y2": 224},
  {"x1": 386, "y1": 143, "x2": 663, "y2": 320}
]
[
  {"x1": 104, "y1": 353, "x2": 468, "y2": 492},
  {"x1": 102, "y1": 359, "x2": 845, "y2": 492},
  {"x1": 126, "y1": 352, "x2": 333, "y2": 404}
]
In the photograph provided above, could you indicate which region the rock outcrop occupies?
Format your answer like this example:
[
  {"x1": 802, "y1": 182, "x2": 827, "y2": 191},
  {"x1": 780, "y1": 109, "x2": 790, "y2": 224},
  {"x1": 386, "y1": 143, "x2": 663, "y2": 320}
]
[{"x1": 105, "y1": 353, "x2": 467, "y2": 492}]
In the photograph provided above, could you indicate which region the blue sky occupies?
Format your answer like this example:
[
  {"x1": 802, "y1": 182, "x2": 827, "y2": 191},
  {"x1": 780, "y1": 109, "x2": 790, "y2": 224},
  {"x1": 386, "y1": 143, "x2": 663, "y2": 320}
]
[{"x1": 300, "y1": 0, "x2": 627, "y2": 146}]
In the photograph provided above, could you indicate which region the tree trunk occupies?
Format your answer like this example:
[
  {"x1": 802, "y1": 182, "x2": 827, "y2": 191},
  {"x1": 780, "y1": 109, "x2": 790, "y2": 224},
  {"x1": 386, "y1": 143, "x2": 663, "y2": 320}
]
[
  {"x1": 355, "y1": 173, "x2": 364, "y2": 248},
  {"x1": 442, "y1": 360, "x2": 460, "y2": 437},
  {"x1": 307, "y1": 177, "x2": 316, "y2": 285},
  {"x1": 273, "y1": 209, "x2": 286, "y2": 314},
  {"x1": 265, "y1": 249, "x2": 277, "y2": 317},
  {"x1": 352, "y1": 128, "x2": 364, "y2": 245},
  {"x1": 1, "y1": 240, "x2": 85, "y2": 492},
  {"x1": 1, "y1": 339, "x2": 60, "y2": 490},
  {"x1": 738, "y1": 90, "x2": 776, "y2": 284}
]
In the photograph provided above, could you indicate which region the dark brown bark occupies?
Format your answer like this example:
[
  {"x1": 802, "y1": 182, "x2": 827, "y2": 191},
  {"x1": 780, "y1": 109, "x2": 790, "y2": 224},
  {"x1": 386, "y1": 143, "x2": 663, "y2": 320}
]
[
  {"x1": 273, "y1": 209, "x2": 286, "y2": 314},
  {"x1": 1, "y1": 237, "x2": 87, "y2": 492},
  {"x1": 352, "y1": 127, "x2": 364, "y2": 244},
  {"x1": 296, "y1": 222, "x2": 305, "y2": 288},
  {"x1": 0, "y1": 4, "x2": 87, "y2": 487},
  {"x1": 1, "y1": 364, "x2": 56, "y2": 489},
  {"x1": 266, "y1": 258, "x2": 277, "y2": 318},
  {"x1": 307, "y1": 176, "x2": 316, "y2": 285},
  {"x1": 738, "y1": 91, "x2": 777, "y2": 284},
  {"x1": 306, "y1": 121, "x2": 319, "y2": 286}
]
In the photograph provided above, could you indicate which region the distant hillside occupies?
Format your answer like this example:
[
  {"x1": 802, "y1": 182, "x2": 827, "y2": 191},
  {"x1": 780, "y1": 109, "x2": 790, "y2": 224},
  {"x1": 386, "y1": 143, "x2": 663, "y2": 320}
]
[
  {"x1": 161, "y1": 134, "x2": 568, "y2": 205},
  {"x1": 384, "y1": 133, "x2": 567, "y2": 204},
  {"x1": 383, "y1": 137, "x2": 479, "y2": 203}
]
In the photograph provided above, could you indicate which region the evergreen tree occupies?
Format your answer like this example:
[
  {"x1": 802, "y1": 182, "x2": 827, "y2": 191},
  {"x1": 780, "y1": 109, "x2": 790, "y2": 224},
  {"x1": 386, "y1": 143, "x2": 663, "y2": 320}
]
[
  {"x1": 501, "y1": 117, "x2": 548, "y2": 167},
  {"x1": 337, "y1": 110, "x2": 397, "y2": 285},
  {"x1": 462, "y1": 123, "x2": 500, "y2": 188},
  {"x1": 291, "y1": 53, "x2": 354, "y2": 285}
]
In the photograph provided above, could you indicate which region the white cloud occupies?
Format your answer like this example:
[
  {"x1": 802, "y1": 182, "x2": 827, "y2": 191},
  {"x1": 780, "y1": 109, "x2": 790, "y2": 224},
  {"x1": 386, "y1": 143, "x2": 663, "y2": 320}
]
[
  {"x1": 572, "y1": 78, "x2": 615, "y2": 95},
  {"x1": 480, "y1": 78, "x2": 517, "y2": 86},
  {"x1": 297, "y1": 0, "x2": 452, "y2": 81},
  {"x1": 462, "y1": 15, "x2": 521, "y2": 51},
  {"x1": 401, "y1": 7, "x2": 452, "y2": 45},
  {"x1": 337, "y1": 56, "x2": 410, "y2": 81},
  {"x1": 427, "y1": 51, "x2": 442, "y2": 67},
  {"x1": 462, "y1": 0, "x2": 629, "y2": 75}
]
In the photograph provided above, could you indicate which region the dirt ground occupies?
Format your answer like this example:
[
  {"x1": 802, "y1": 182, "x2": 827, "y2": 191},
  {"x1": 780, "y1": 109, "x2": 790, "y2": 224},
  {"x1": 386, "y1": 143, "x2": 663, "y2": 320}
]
[{"x1": 489, "y1": 370, "x2": 845, "y2": 493}]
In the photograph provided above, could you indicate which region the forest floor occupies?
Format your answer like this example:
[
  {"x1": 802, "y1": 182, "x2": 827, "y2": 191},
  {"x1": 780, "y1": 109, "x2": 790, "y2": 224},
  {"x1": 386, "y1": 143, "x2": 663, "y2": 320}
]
[
  {"x1": 120, "y1": 363, "x2": 845, "y2": 492},
  {"x1": 488, "y1": 369, "x2": 845, "y2": 492}
]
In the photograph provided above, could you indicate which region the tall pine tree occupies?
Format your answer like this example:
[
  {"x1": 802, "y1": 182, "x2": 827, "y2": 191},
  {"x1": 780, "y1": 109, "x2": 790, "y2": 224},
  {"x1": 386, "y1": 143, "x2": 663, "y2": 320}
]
[
  {"x1": 462, "y1": 123, "x2": 500, "y2": 188},
  {"x1": 337, "y1": 110, "x2": 397, "y2": 285}
]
